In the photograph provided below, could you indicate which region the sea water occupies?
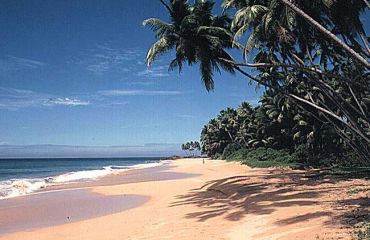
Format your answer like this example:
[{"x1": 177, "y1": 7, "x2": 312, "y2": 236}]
[{"x1": 0, "y1": 157, "x2": 163, "y2": 199}]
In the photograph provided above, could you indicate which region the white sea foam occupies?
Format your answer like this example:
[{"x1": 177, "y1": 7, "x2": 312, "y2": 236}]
[
  {"x1": 0, "y1": 178, "x2": 48, "y2": 200},
  {"x1": 0, "y1": 161, "x2": 163, "y2": 200},
  {"x1": 52, "y1": 167, "x2": 117, "y2": 183}
]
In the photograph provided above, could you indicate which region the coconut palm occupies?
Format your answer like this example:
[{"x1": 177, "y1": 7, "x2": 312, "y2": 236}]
[
  {"x1": 146, "y1": 0, "x2": 370, "y2": 161},
  {"x1": 144, "y1": 0, "x2": 237, "y2": 91},
  {"x1": 222, "y1": 0, "x2": 370, "y2": 160},
  {"x1": 217, "y1": 107, "x2": 239, "y2": 142},
  {"x1": 278, "y1": 0, "x2": 370, "y2": 68}
]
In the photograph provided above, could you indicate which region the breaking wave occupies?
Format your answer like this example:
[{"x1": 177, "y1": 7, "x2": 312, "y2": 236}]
[{"x1": 0, "y1": 161, "x2": 162, "y2": 200}]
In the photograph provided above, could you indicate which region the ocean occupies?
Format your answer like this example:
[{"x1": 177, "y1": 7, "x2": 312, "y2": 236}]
[{"x1": 0, "y1": 157, "x2": 163, "y2": 200}]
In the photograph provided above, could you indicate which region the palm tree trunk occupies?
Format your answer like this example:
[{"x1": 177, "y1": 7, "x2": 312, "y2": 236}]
[
  {"x1": 278, "y1": 0, "x2": 370, "y2": 69},
  {"x1": 220, "y1": 58, "x2": 367, "y2": 88},
  {"x1": 222, "y1": 58, "x2": 369, "y2": 127},
  {"x1": 360, "y1": 34, "x2": 370, "y2": 56},
  {"x1": 363, "y1": 0, "x2": 370, "y2": 9},
  {"x1": 232, "y1": 66, "x2": 370, "y2": 161},
  {"x1": 233, "y1": 66, "x2": 348, "y2": 127},
  {"x1": 222, "y1": 58, "x2": 370, "y2": 146},
  {"x1": 347, "y1": 83, "x2": 367, "y2": 117},
  {"x1": 226, "y1": 129, "x2": 234, "y2": 142},
  {"x1": 159, "y1": 0, "x2": 172, "y2": 13}
]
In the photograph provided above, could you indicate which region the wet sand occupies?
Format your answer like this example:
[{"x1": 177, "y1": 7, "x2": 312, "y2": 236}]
[
  {"x1": 46, "y1": 164, "x2": 199, "y2": 190},
  {"x1": 0, "y1": 162, "x2": 199, "y2": 235},
  {"x1": 0, "y1": 158, "x2": 368, "y2": 240},
  {"x1": 0, "y1": 190, "x2": 147, "y2": 234}
]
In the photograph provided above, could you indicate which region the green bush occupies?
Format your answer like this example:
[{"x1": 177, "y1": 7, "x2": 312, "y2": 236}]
[
  {"x1": 337, "y1": 151, "x2": 365, "y2": 167},
  {"x1": 224, "y1": 147, "x2": 299, "y2": 168},
  {"x1": 246, "y1": 147, "x2": 292, "y2": 163},
  {"x1": 290, "y1": 145, "x2": 365, "y2": 167},
  {"x1": 354, "y1": 222, "x2": 370, "y2": 240},
  {"x1": 222, "y1": 143, "x2": 242, "y2": 159},
  {"x1": 224, "y1": 148, "x2": 249, "y2": 161},
  {"x1": 216, "y1": 141, "x2": 366, "y2": 169},
  {"x1": 291, "y1": 145, "x2": 312, "y2": 164},
  {"x1": 212, "y1": 153, "x2": 222, "y2": 160}
]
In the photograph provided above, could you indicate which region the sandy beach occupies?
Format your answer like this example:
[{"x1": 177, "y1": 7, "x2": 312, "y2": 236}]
[{"x1": 0, "y1": 158, "x2": 368, "y2": 240}]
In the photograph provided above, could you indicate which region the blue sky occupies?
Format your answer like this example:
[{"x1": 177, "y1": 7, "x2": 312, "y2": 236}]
[
  {"x1": 0, "y1": 0, "x2": 264, "y2": 150},
  {"x1": 0, "y1": 0, "x2": 263, "y2": 152},
  {"x1": 0, "y1": 0, "x2": 369, "y2": 157}
]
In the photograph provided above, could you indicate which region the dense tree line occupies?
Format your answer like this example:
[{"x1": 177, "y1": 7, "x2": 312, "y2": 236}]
[
  {"x1": 144, "y1": 0, "x2": 370, "y2": 164},
  {"x1": 200, "y1": 92, "x2": 353, "y2": 166},
  {"x1": 181, "y1": 141, "x2": 201, "y2": 156}
]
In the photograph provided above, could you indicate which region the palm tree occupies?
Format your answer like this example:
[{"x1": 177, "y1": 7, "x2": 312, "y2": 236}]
[
  {"x1": 217, "y1": 107, "x2": 239, "y2": 142},
  {"x1": 145, "y1": 0, "x2": 370, "y2": 161},
  {"x1": 222, "y1": 0, "x2": 269, "y2": 60},
  {"x1": 278, "y1": 0, "x2": 370, "y2": 68},
  {"x1": 144, "y1": 0, "x2": 237, "y2": 91},
  {"x1": 201, "y1": 118, "x2": 230, "y2": 157},
  {"x1": 222, "y1": 0, "x2": 370, "y2": 160}
]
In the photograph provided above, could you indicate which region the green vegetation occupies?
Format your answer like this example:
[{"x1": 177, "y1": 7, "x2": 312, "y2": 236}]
[
  {"x1": 181, "y1": 141, "x2": 201, "y2": 157},
  {"x1": 200, "y1": 100, "x2": 365, "y2": 168},
  {"x1": 144, "y1": 0, "x2": 370, "y2": 167},
  {"x1": 223, "y1": 147, "x2": 300, "y2": 168},
  {"x1": 347, "y1": 188, "x2": 370, "y2": 195},
  {"x1": 354, "y1": 222, "x2": 370, "y2": 240}
]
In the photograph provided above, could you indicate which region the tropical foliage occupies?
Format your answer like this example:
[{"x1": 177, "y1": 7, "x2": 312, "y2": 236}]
[
  {"x1": 200, "y1": 95, "x2": 356, "y2": 166},
  {"x1": 181, "y1": 141, "x2": 201, "y2": 156},
  {"x1": 145, "y1": 0, "x2": 370, "y2": 164},
  {"x1": 143, "y1": 0, "x2": 236, "y2": 91}
]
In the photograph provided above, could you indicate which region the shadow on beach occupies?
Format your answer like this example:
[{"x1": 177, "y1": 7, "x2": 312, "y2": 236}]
[{"x1": 170, "y1": 168, "x2": 370, "y2": 229}]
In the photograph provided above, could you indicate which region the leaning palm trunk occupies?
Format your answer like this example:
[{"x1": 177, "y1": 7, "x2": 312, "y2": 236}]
[
  {"x1": 363, "y1": 0, "x2": 370, "y2": 8},
  {"x1": 145, "y1": 0, "x2": 370, "y2": 162},
  {"x1": 222, "y1": 60, "x2": 370, "y2": 140},
  {"x1": 229, "y1": 63, "x2": 370, "y2": 161},
  {"x1": 278, "y1": 0, "x2": 370, "y2": 69}
]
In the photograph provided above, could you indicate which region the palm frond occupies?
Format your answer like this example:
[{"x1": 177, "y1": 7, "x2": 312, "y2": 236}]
[
  {"x1": 200, "y1": 58, "x2": 214, "y2": 91},
  {"x1": 216, "y1": 51, "x2": 236, "y2": 74},
  {"x1": 168, "y1": 57, "x2": 184, "y2": 73},
  {"x1": 233, "y1": 23, "x2": 249, "y2": 46},
  {"x1": 146, "y1": 37, "x2": 173, "y2": 66},
  {"x1": 244, "y1": 31, "x2": 256, "y2": 61},
  {"x1": 143, "y1": 18, "x2": 174, "y2": 38},
  {"x1": 198, "y1": 26, "x2": 233, "y2": 39},
  {"x1": 222, "y1": 0, "x2": 241, "y2": 9},
  {"x1": 170, "y1": 0, "x2": 190, "y2": 26},
  {"x1": 232, "y1": 5, "x2": 268, "y2": 31}
]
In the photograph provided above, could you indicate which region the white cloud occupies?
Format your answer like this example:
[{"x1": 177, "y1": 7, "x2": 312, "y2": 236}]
[
  {"x1": 76, "y1": 44, "x2": 143, "y2": 74},
  {"x1": 95, "y1": 100, "x2": 129, "y2": 109},
  {"x1": 44, "y1": 98, "x2": 90, "y2": 106},
  {"x1": 0, "y1": 87, "x2": 47, "y2": 110},
  {"x1": 98, "y1": 89, "x2": 183, "y2": 96},
  {"x1": 0, "y1": 56, "x2": 45, "y2": 72},
  {"x1": 137, "y1": 65, "x2": 170, "y2": 78},
  {"x1": 177, "y1": 114, "x2": 196, "y2": 119},
  {"x1": 0, "y1": 87, "x2": 90, "y2": 110},
  {"x1": 74, "y1": 43, "x2": 173, "y2": 79},
  {"x1": 126, "y1": 80, "x2": 157, "y2": 86},
  {"x1": 8, "y1": 56, "x2": 45, "y2": 68}
]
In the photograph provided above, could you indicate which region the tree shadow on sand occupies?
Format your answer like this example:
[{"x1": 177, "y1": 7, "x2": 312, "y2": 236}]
[{"x1": 170, "y1": 169, "x2": 369, "y2": 227}]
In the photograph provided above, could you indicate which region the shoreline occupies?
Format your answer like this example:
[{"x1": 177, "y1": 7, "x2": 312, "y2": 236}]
[
  {"x1": 0, "y1": 158, "x2": 166, "y2": 200},
  {"x1": 0, "y1": 161, "x2": 199, "y2": 235},
  {"x1": 0, "y1": 158, "x2": 368, "y2": 239}
]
